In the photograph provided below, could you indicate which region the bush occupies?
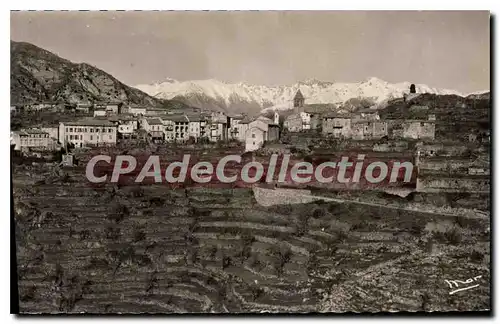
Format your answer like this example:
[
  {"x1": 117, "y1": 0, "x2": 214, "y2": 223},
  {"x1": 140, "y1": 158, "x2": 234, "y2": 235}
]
[
  {"x1": 470, "y1": 250, "x2": 484, "y2": 263},
  {"x1": 133, "y1": 228, "x2": 146, "y2": 242},
  {"x1": 444, "y1": 228, "x2": 462, "y2": 244},
  {"x1": 105, "y1": 226, "x2": 121, "y2": 241},
  {"x1": 335, "y1": 230, "x2": 349, "y2": 243},
  {"x1": 312, "y1": 208, "x2": 325, "y2": 219},
  {"x1": 108, "y1": 204, "x2": 129, "y2": 223}
]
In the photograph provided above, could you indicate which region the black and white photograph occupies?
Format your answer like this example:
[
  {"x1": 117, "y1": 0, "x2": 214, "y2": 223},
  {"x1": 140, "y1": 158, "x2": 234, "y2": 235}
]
[{"x1": 10, "y1": 10, "x2": 491, "y2": 314}]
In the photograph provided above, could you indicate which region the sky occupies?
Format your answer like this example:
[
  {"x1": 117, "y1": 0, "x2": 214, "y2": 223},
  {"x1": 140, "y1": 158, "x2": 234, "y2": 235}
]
[{"x1": 11, "y1": 11, "x2": 490, "y2": 93}]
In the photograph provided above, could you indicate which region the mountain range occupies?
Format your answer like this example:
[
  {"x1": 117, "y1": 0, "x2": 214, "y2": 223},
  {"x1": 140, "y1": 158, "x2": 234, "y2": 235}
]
[
  {"x1": 11, "y1": 41, "x2": 488, "y2": 115},
  {"x1": 135, "y1": 77, "x2": 484, "y2": 115}
]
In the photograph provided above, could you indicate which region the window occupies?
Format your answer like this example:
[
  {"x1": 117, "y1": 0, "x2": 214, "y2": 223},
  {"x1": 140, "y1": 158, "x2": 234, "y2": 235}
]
[
  {"x1": 90, "y1": 128, "x2": 94, "y2": 133},
  {"x1": 109, "y1": 135, "x2": 112, "y2": 140},
  {"x1": 90, "y1": 135, "x2": 93, "y2": 141},
  {"x1": 80, "y1": 135, "x2": 83, "y2": 140},
  {"x1": 252, "y1": 134, "x2": 256, "y2": 138},
  {"x1": 69, "y1": 128, "x2": 73, "y2": 132},
  {"x1": 66, "y1": 127, "x2": 69, "y2": 132}
]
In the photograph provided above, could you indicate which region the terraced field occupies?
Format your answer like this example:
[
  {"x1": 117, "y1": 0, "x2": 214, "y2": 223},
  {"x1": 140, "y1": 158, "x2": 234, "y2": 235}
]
[{"x1": 13, "y1": 158, "x2": 491, "y2": 313}]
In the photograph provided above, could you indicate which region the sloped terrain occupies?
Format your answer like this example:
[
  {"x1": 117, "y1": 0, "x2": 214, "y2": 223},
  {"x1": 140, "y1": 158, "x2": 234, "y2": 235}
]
[
  {"x1": 10, "y1": 41, "x2": 168, "y2": 107},
  {"x1": 13, "y1": 147, "x2": 490, "y2": 314}
]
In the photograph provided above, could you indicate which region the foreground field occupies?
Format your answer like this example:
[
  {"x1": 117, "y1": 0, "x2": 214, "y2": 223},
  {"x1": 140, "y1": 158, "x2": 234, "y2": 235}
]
[{"x1": 13, "y1": 163, "x2": 490, "y2": 313}]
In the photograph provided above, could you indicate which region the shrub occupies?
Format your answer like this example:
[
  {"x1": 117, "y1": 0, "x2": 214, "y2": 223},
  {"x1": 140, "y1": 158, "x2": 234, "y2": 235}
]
[
  {"x1": 271, "y1": 244, "x2": 292, "y2": 276},
  {"x1": 133, "y1": 228, "x2": 146, "y2": 242},
  {"x1": 108, "y1": 204, "x2": 129, "y2": 223},
  {"x1": 105, "y1": 226, "x2": 121, "y2": 241},
  {"x1": 470, "y1": 250, "x2": 484, "y2": 263},
  {"x1": 444, "y1": 228, "x2": 462, "y2": 245},
  {"x1": 250, "y1": 286, "x2": 264, "y2": 301},
  {"x1": 221, "y1": 256, "x2": 232, "y2": 270},
  {"x1": 20, "y1": 286, "x2": 37, "y2": 302},
  {"x1": 335, "y1": 230, "x2": 349, "y2": 243},
  {"x1": 241, "y1": 233, "x2": 256, "y2": 247},
  {"x1": 312, "y1": 208, "x2": 325, "y2": 219}
]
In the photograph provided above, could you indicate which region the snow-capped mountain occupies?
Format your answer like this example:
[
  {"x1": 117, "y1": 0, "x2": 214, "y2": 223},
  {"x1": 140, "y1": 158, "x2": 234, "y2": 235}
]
[{"x1": 135, "y1": 77, "x2": 464, "y2": 115}]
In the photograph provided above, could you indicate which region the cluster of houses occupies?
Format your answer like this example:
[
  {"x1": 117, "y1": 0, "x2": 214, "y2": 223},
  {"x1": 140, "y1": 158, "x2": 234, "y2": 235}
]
[
  {"x1": 11, "y1": 102, "x2": 281, "y2": 152},
  {"x1": 283, "y1": 89, "x2": 436, "y2": 141},
  {"x1": 8, "y1": 86, "x2": 451, "y2": 153}
]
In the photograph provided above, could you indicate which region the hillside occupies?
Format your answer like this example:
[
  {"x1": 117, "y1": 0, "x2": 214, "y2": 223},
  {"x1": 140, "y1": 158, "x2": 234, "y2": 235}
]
[
  {"x1": 13, "y1": 145, "x2": 490, "y2": 313},
  {"x1": 10, "y1": 41, "x2": 167, "y2": 107},
  {"x1": 379, "y1": 92, "x2": 491, "y2": 141},
  {"x1": 136, "y1": 77, "x2": 466, "y2": 115}
]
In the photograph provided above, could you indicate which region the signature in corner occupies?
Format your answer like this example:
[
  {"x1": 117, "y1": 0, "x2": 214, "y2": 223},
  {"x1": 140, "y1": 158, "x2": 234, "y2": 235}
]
[{"x1": 445, "y1": 275, "x2": 482, "y2": 295}]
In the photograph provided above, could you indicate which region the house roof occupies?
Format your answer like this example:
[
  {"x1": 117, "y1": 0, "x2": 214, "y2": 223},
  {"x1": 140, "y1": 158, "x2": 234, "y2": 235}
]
[
  {"x1": 294, "y1": 89, "x2": 304, "y2": 100},
  {"x1": 146, "y1": 118, "x2": 164, "y2": 125},
  {"x1": 356, "y1": 108, "x2": 379, "y2": 114},
  {"x1": 163, "y1": 114, "x2": 189, "y2": 122},
  {"x1": 351, "y1": 119, "x2": 386, "y2": 125},
  {"x1": 107, "y1": 114, "x2": 137, "y2": 122},
  {"x1": 63, "y1": 118, "x2": 116, "y2": 127},
  {"x1": 323, "y1": 112, "x2": 351, "y2": 119},
  {"x1": 303, "y1": 104, "x2": 336, "y2": 114},
  {"x1": 240, "y1": 116, "x2": 253, "y2": 124},
  {"x1": 228, "y1": 113, "x2": 244, "y2": 119},
  {"x1": 16, "y1": 129, "x2": 50, "y2": 136},
  {"x1": 186, "y1": 114, "x2": 206, "y2": 122},
  {"x1": 240, "y1": 115, "x2": 276, "y2": 125},
  {"x1": 247, "y1": 124, "x2": 268, "y2": 134}
]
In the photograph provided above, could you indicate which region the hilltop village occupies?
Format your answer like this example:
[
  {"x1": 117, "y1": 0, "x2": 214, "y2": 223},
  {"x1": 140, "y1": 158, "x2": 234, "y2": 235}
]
[{"x1": 11, "y1": 84, "x2": 490, "y2": 194}]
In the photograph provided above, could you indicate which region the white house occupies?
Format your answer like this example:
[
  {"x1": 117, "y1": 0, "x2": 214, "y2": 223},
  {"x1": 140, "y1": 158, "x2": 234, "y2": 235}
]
[
  {"x1": 11, "y1": 129, "x2": 54, "y2": 151},
  {"x1": 128, "y1": 106, "x2": 147, "y2": 116},
  {"x1": 186, "y1": 114, "x2": 207, "y2": 141},
  {"x1": 94, "y1": 108, "x2": 107, "y2": 117},
  {"x1": 59, "y1": 118, "x2": 118, "y2": 148},
  {"x1": 162, "y1": 115, "x2": 190, "y2": 142},
  {"x1": 228, "y1": 114, "x2": 244, "y2": 140},
  {"x1": 142, "y1": 118, "x2": 165, "y2": 139}
]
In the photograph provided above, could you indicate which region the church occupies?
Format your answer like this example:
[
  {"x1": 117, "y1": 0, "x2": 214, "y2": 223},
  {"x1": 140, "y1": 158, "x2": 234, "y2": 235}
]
[{"x1": 283, "y1": 89, "x2": 312, "y2": 132}]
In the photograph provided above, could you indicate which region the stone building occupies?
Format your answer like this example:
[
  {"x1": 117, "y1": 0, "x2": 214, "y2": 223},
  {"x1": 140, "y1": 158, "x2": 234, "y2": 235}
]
[
  {"x1": 351, "y1": 120, "x2": 388, "y2": 140},
  {"x1": 283, "y1": 90, "x2": 311, "y2": 132},
  {"x1": 322, "y1": 113, "x2": 352, "y2": 138},
  {"x1": 353, "y1": 108, "x2": 380, "y2": 121},
  {"x1": 401, "y1": 120, "x2": 435, "y2": 140}
]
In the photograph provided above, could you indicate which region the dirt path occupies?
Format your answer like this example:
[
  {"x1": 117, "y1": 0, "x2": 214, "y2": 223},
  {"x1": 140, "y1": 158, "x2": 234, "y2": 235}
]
[{"x1": 253, "y1": 187, "x2": 489, "y2": 220}]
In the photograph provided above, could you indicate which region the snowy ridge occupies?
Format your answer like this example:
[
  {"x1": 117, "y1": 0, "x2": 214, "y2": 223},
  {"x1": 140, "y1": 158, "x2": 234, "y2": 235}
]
[{"x1": 135, "y1": 77, "x2": 465, "y2": 113}]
